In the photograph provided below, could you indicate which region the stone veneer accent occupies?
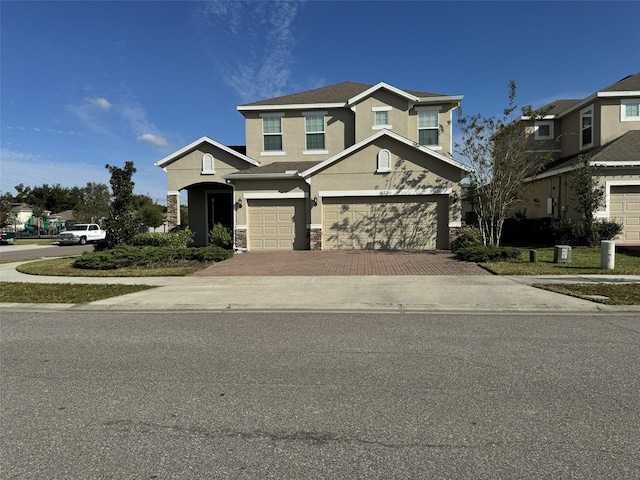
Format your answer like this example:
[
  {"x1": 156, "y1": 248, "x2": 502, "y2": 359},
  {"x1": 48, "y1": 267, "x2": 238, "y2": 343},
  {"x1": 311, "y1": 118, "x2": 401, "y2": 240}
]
[
  {"x1": 448, "y1": 226, "x2": 463, "y2": 249},
  {"x1": 166, "y1": 193, "x2": 180, "y2": 231},
  {"x1": 309, "y1": 227, "x2": 322, "y2": 251},
  {"x1": 235, "y1": 229, "x2": 247, "y2": 250}
]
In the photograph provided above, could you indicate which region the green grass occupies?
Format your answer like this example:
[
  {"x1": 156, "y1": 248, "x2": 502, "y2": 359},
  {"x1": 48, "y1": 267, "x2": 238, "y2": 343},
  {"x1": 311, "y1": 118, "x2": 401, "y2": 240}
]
[
  {"x1": 534, "y1": 283, "x2": 640, "y2": 305},
  {"x1": 0, "y1": 282, "x2": 155, "y2": 303},
  {"x1": 480, "y1": 246, "x2": 640, "y2": 275},
  {"x1": 16, "y1": 257, "x2": 205, "y2": 277}
]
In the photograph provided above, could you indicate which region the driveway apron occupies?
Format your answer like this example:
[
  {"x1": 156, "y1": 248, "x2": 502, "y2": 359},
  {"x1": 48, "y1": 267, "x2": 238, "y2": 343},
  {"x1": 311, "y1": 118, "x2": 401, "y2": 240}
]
[{"x1": 192, "y1": 250, "x2": 490, "y2": 276}]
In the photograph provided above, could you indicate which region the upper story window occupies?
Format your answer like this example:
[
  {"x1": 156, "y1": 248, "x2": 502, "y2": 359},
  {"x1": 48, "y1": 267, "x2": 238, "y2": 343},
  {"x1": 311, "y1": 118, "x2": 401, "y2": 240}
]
[
  {"x1": 534, "y1": 120, "x2": 553, "y2": 140},
  {"x1": 580, "y1": 106, "x2": 593, "y2": 149},
  {"x1": 621, "y1": 99, "x2": 640, "y2": 121},
  {"x1": 262, "y1": 114, "x2": 283, "y2": 153},
  {"x1": 201, "y1": 153, "x2": 215, "y2": 174},
  {"x1": 305, "y1": 114, "x2": 325, "y2": 150},
  {"x1": 372, "y1": 106, "x2": 392, "y2": 130},
  {"x1": 417, "y1": 107, "x2": 439, "y2": 146}
]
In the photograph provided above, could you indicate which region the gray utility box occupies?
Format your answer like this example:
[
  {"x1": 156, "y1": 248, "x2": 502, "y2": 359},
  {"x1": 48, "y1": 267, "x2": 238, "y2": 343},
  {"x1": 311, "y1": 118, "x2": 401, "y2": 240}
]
[{"x1": 553, "y1": 245, "x2": 572, "y2": 263}]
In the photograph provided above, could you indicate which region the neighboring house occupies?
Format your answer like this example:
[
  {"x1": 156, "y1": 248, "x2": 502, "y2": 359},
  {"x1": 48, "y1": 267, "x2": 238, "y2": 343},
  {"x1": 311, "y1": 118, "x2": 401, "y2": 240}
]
[
  {"x1": 8, "y1": 203, "x2": 51, "y2": 232},
  {"x1": 519, "y1": 73, "x2": 640, "y2": 245},
  {"x1": 156, "y1": 81, "x2": 470, "y2": 250}
]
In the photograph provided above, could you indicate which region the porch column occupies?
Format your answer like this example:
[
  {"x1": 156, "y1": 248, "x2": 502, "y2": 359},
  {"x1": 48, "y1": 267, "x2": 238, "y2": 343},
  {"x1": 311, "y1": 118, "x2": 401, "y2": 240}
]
[{"x1": 166, "y1": 191, "x2": 181, "y2": 231}]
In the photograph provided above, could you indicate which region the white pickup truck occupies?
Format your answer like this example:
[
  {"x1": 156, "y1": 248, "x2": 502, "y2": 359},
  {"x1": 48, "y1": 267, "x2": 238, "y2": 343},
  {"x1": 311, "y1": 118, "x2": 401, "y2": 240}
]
[{"x1": 58, "y1": 224, "x2": 106, "y2": 245}]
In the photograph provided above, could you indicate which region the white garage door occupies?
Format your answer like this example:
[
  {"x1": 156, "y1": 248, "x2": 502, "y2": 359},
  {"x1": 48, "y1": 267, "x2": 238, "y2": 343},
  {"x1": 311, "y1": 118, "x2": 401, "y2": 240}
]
[
  {"x1": 610, "y1": 185, "x2": 640, "y2": 245},
  {"x1": 322, "y1": 196, "x2": 438, "y2": 250},
  {"x1": 248, "y1": 199, "x2": 307, "y2": 250}
]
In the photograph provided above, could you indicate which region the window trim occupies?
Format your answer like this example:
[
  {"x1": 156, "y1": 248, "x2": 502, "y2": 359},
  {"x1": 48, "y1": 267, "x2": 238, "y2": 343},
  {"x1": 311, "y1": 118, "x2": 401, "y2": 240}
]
[
  {"x1": 534, "y1": 120, "x2": 554, "y2": 140},
  {"x1": 303, "y1": 111, "x2": 326, "y2": 153},
  {"x1": 416, "y1": 106, "x2": 440, "y2": 147},
  {"x1": 260, "y1": 112, "x2": 285, "y2": 155},
  {"x1": 621, "y1": 98, "x2": 640, "y2": 122},
  {"x1": 580, "y1": 106, "x2": 593, "y2": 150},
  {"x1": 201, "y1": 153, "x2": 215, "y2": 175},
  {"x1": 372, "y1": 106, "x2": 392, "y2": 130}
]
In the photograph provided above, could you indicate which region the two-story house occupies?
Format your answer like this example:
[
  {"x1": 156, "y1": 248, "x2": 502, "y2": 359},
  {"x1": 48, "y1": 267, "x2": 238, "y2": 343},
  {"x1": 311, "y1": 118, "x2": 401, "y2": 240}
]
[
  {"x1": 519, "y1": 73, "x2": 640, "y2": 245},
  {"x1": 156, "y1": 81, "x2": 470, "y2": 250}
]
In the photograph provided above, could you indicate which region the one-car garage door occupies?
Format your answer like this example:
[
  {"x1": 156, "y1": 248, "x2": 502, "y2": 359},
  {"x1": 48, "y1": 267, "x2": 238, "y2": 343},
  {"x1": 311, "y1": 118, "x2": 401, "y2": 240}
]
[
  {"x1": 322, "y1": 196, "x2": 438, "y2": 250},
  {"x1": 610, "y1": 185, "x2": 640, "y2": 245},
  {"x1": 248, "y1": 198, "x2": 307, "y2": 250}
]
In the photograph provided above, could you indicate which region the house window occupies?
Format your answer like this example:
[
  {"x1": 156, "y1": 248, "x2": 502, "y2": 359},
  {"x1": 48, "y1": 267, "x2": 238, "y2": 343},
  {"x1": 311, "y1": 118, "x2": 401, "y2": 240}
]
[
  {"x1": 580, "y1": 107, "x2": 593, "y2": 149},
  {"x1": 201, "y1": 153, "x2": 214, "y2": 174},
  {"x1": 372, "y1": 106, "x2": 392, "y2": 130},
  {"x1": 376, "y1": 149, "x2": 391, "y2": 173},
  {"x1": 417, "y1": 108, "x2": 439, "y2": 146},
  {"x1": 375, "y1": 111, "x2": 389, "y2": 126},
  {"x1": 534, "y1": 121, "x2": 553, "y2": 140},
  {"x1": 305, "y1": 114, "x2": 325, "y2": 150},
  {"x1": 621, "y1": 99, "x2": 640, "y2": 121},
  {"x1": 262, "y1": 115, "x2": 283, "y2": 152}
]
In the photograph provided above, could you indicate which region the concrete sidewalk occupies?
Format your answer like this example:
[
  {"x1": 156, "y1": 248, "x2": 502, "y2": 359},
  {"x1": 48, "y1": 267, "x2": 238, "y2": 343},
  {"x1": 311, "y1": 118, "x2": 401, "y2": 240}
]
[{"x1": 1, "y1": 260, "x2": 639, "y2": 313}]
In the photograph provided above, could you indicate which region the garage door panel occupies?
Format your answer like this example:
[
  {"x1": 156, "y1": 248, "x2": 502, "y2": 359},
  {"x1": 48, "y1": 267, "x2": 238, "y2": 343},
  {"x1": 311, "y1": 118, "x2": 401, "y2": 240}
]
[
  {"x1": 248, "y1": 199, "x2": 306, "y2": 251},
  {"x1": 610, "y1": 186, "x2": 640, "y2": 245},
  {"x1": 322, "y1": 196, "x2": 438, "y2": 250}
]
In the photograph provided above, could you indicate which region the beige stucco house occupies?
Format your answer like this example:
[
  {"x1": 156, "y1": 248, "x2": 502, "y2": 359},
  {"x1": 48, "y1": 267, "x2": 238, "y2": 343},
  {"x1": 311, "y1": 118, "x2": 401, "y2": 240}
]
[
  {"x1": 519, "y1": 73, "x2": 640, "y2": 245},
  {"x1": 156, "y1": 81, "x2": 470, "y2": 250}
]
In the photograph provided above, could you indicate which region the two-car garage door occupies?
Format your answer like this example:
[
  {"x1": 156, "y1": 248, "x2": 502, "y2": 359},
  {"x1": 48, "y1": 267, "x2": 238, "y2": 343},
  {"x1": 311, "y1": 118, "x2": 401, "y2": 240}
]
[
  {"x1": 610, "y1": 185, "x2": 640, "y2": 245},
  {"x1": 322, "y1": 196, "x2": 439, "y2": 250},
  {"x1": 248, "y1": 199, "x2": 307, "y2": 250}
]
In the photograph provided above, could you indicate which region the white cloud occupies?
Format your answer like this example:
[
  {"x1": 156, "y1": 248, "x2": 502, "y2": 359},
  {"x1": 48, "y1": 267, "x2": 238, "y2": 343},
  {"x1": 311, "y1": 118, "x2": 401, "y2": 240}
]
[
  {"x1": 89, "y1": 97, "x2": 112, "y2": 111},
  {"x1": 137, "y1": 133, "x2": 169, "y2": 147},
  {"x1": 199, "y1": 0, "x2": 301, "y2": 102}
]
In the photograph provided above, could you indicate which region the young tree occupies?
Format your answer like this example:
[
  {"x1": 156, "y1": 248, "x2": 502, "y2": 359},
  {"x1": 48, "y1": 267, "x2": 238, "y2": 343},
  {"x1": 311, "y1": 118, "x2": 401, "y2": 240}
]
[
  {"x1": 571, "y1": 154, "x2": 604, "y2": 245},
  {"x1": 456, "y1": 81, "x2": 551, "y2": 246},
  {"x1": 102, "y1": 161, "x2": 137, "y2": 249}
]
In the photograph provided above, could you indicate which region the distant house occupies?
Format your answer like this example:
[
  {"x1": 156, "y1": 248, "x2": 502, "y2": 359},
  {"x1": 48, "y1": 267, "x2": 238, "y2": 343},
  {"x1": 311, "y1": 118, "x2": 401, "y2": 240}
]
[
  {"x1": 156, "y1": 81, "x2": 470, "y2": 250},
  {"x1": 519, "y1": 73, "x2": 640, "y2": 245}
]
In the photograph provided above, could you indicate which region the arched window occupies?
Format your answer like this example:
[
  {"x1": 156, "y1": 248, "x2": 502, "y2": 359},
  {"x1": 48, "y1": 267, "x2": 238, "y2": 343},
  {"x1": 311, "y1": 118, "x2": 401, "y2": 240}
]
[
  {"x1": 376, "y1": 149, "x2": 391, "y2": 173},
  {"x1": 202, "y1": 153, "x2": 215, "y2": 174}
]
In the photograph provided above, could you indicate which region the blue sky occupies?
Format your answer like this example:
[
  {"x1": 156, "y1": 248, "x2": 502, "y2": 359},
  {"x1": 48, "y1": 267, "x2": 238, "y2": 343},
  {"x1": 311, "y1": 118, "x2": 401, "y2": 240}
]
[{"x1": 2, "y1": 0, "x2": 639, "y2": 206}]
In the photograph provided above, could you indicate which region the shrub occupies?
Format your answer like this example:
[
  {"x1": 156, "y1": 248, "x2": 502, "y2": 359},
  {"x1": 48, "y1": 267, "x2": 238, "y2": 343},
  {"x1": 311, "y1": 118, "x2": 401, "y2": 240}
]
[
  {"x1": 455, "y1": 245, "x2": 522, "y2": 262},
  {"x1": 72, "y1": 244, "x2": 232, "y2": 270},
  {"x1": 209, "y1": 223, "x2": 233, "y2": 249},
  {"x1": 549, "y1": 219, "x2": 623, "y2": 246},
  {"x1": 133, "y1": 228, "x2": 194, "y2": 248},
  {"x1": 595, "y1": 219, "x2": 623, "y2": 241},
  {"x1": 450, "y1": 227, "x2": 482, "y2": 252}
]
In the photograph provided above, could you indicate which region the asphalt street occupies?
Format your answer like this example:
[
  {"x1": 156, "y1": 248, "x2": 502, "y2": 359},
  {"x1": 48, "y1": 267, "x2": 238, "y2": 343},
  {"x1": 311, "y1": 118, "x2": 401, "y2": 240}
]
[
  {"x1": 0, "y1": 242, "x2": 94, "y2": 261},
  {"x1": 2, "y1": 310, "x2": 638, "y2": 479}
]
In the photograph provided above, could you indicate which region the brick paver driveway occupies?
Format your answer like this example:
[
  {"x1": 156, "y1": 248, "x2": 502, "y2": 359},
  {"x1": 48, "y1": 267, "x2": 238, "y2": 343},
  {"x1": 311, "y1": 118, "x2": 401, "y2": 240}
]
[{"x1": 193, "y1": 250, "x2": 490, "y2": 276}]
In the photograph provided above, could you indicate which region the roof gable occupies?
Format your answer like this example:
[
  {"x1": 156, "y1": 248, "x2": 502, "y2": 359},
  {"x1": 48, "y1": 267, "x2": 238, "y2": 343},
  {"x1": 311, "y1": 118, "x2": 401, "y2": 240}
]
[
  {"x1": 155, "y1": 136, "x2": 259, "y2": 169},
  {"x1": 301, "y1": 129, "x2": 470, "y2": 178}
]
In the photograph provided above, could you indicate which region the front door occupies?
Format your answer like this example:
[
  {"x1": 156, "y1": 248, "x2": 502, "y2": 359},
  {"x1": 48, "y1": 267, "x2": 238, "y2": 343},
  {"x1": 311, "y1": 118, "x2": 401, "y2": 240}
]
[{"x1": 207, "y1": 191, "x2": 233, "y2": 234}]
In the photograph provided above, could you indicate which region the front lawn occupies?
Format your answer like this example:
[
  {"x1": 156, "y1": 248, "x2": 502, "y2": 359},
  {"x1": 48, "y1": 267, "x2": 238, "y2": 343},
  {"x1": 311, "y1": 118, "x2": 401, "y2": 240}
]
[
  {"x1": 0, "y1": 282, "x2": 155, "y2": 303},
  {"x1": 16, "y1": 257, "x2": 205, "y2": 277},
  {"x1": 534, "y1": 283, "x2": 640, "y2": 305},
  {"x1": 480, "y1": 246, "x2": 640, "y2": 275}
]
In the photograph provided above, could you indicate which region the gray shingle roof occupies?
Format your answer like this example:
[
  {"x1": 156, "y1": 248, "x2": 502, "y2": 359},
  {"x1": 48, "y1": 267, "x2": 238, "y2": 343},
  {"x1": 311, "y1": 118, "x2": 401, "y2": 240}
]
[
  {"x1": 538, "y1": 99, "x2": 581, "y2": 115},
  {"x1": 542, "y1": 130, "x2": 640, "y2": 174},
  {"x1": 239, "y1": 81, "x2": 447, "y2": 107},
  {"x1": 601, "y1": 72, "x2": 640, "y2": 92}
]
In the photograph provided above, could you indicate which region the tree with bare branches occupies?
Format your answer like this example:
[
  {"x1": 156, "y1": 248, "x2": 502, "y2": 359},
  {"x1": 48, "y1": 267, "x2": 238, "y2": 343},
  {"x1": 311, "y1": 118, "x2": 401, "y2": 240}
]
[{"x1": 456, "y1": 81, "x2": 552, "y2": 246}]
